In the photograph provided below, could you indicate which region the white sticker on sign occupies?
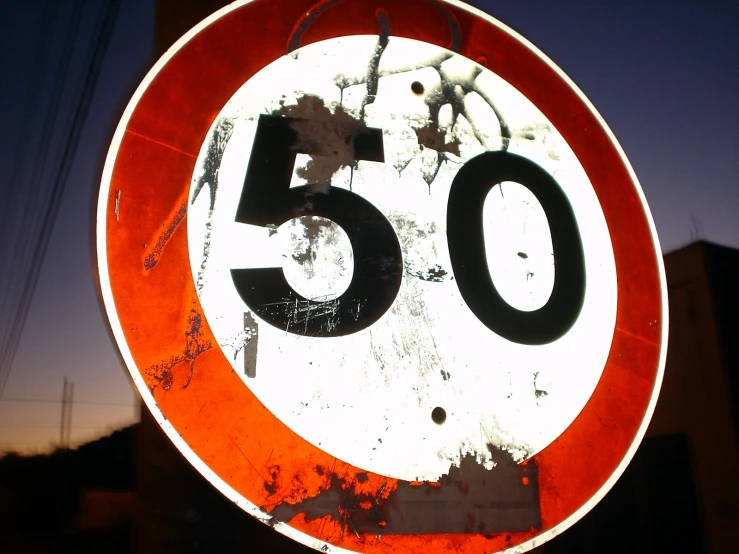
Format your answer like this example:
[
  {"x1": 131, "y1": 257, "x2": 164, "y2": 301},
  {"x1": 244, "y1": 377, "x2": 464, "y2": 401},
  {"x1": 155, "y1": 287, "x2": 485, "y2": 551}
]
[{"x1": 187, "y1": 35, "x2": 617, "y2": 482}]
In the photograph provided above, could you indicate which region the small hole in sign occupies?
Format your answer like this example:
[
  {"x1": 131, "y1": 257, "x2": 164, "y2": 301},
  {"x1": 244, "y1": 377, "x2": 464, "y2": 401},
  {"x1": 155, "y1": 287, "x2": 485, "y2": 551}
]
[
  {"x1": 411, "y1": 81, "x2": 425, "y2": 95},
  {"x1": 431, "y1": 407, "x2": 446, "y2": 424}
]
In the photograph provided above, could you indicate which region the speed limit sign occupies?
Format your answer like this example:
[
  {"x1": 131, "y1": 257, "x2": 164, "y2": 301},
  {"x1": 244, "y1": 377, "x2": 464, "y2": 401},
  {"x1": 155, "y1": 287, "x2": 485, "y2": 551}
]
[{"x1": 96, "y1": 0, "x2": 668, "y2": 552}]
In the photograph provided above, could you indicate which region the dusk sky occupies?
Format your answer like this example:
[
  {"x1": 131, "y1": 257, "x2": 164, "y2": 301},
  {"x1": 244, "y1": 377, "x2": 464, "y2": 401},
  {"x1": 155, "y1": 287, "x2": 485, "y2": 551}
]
[{"x1": 0, "y1": 0, "x2": 736, "y2": 454}]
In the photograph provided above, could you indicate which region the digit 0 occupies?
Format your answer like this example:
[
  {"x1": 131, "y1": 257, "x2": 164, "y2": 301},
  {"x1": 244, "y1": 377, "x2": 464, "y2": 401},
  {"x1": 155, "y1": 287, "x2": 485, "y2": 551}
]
[{"x1": 447, "y1": 151, "x2": 586, "y2": 345}]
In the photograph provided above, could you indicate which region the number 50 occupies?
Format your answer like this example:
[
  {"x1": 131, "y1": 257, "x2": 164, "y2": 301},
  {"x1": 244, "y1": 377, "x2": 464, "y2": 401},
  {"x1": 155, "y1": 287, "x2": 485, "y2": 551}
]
[{"x1": 231, "y1": 114, "x2": 585, "y2": 346}]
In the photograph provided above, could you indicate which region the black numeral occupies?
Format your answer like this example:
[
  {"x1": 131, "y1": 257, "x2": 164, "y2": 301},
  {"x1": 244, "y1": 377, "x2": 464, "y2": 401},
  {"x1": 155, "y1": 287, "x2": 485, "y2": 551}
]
[
  {"x1": 447, "y1": 151, "x2": 585, "y2": 345},
  {"x1": 231, "y1": 116, "x2": 585, "y2": 344},
  {"x1": 231, "y1": 115, "x2": 403, "y2": 337}
]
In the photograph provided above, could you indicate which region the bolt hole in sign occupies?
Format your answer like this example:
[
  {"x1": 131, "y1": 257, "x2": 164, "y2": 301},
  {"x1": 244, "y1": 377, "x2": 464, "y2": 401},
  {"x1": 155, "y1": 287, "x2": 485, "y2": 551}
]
[{"x1": 96, "y1": 0, "x2": 667, "y2": 553}]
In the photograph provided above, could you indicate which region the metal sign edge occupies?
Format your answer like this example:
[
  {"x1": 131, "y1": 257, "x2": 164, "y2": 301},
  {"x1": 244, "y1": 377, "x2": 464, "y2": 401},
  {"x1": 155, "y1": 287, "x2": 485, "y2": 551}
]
[{"x1": 93, "y1": 1, "x2": 669, "y2": 553}]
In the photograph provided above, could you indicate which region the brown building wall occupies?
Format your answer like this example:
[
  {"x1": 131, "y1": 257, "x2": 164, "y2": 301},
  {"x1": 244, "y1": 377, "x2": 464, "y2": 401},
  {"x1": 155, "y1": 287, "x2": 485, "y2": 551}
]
[{"x1": 651, "y1": 243, "x2": 739, "y2": 552}]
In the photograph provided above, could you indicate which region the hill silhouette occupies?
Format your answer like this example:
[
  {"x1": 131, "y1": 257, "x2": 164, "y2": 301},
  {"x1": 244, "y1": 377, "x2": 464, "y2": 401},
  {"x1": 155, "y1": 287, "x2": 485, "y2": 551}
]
[{"x1": 0, "y1": 424, "x2": 137, "y2": 552}]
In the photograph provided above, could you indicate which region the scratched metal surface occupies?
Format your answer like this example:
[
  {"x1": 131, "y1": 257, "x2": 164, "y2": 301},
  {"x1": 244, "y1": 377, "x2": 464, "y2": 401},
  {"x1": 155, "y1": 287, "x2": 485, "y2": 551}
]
[
  {"x1": 96, "y1": 1, "x2": 668, "y2": 553},
  {"x1": 187, "y1": 35, "x2": 617, "y2": 483}
]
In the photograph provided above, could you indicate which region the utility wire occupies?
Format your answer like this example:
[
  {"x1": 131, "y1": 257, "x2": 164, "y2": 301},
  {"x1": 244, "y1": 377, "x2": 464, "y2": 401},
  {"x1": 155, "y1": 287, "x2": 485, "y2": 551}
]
[
  {"x1": 0, "y1": 0, "x2": 56, "y2": 268},
  {"x1": 0, "y1": 398, "x2": 136, "y2": 407},
  {"x1": 0, "y1": 2, "x2": 86, "y2": 406},
  {"x1": 7, "y1": 0, "x2": 86, "y2": 309},
  {"x1": 0, "y1": 0, "x2": 122, "y2": 402},
  {"x1": 0, "y1": 425, "x2": 130, "y2": 430},
  {"x1": 0, "y1": 0, "x2": 85, "y2": 396}
]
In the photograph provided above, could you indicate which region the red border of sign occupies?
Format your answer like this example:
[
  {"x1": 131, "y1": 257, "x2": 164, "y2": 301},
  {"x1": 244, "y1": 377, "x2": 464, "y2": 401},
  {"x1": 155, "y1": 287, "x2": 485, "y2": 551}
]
[{"x1": 96, "y1": 1, "x2": 667, "y2": 552}]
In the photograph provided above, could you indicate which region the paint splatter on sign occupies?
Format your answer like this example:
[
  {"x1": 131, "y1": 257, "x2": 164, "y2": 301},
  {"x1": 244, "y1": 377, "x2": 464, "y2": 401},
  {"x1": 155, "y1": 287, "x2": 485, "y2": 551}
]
[
  {"x1": 98, "y1": 2, "x2": 667, "y2": 552},
  {"x1": 187, "y1": 35, "x2": 618, "y2": 483}
]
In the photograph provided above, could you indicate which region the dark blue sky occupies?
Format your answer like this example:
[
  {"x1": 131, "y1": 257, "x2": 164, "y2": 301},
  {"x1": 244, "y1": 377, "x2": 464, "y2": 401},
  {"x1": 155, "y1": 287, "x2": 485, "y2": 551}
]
[
  {"x1": 472, "y1": 0, "x2": 739, "y2": 251},
  {"x1": 0, "y1": 0, "x2": 736, "y2": 452},
  {"x1": 0, "y1": 0, "x2": 154, "y2": 451}
]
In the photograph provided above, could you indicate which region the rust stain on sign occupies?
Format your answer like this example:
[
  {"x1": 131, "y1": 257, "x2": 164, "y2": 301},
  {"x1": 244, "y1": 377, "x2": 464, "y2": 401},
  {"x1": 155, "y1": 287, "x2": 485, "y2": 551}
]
[
  {"x1": 270, "y1": 95, "x2": 379, "y2": 192},
  {"x1": 114, "y1": 190, "x2": 121, "y2": 221},
  {"x1": 143, "y1": 198, "x2": 187, "y2": 271},
  {"x1": 143, "y1": 304, "x2": 212, "y2": 391},
  {"x1": 268, "y1": 444, "x2": 540, "y2": 536}
]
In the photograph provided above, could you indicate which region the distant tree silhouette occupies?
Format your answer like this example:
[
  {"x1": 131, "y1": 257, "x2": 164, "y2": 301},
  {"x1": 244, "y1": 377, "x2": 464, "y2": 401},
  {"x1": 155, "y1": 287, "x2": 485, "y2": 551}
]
[{"x1": 0, "y1": 424, "x2": 136, "y2": 542}]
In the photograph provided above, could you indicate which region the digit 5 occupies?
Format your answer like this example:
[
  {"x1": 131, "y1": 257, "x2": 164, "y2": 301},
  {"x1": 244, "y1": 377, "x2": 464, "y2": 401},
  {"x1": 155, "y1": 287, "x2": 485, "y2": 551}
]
[{"x1": 231, "y1": 114, "x2": 402, "y2": 337}]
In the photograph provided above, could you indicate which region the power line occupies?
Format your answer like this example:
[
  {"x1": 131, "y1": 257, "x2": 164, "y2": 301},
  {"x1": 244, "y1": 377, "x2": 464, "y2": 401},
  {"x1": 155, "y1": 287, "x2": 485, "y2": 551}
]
[
  {"x1": 0, "y1": 441, "x2": 61, "y2": 447},
  {"x1": 0, "y1": 0, "x2": 122, "y2": 401},
  {"x1": 0, "y1": 0, "x2": 84, "y2": 388},
  {"x1": 60, "y1": 377, "x2": 73, "y2": 448},
  {"x1": 0, "y1": 425, "x2": 129, "y2": 430},
  {"x1": 0, "y1": 398, "x2": 136, "y2": 407},
  {"x1": 0, "y1": 0, "x2": 57, "y2": 258}
]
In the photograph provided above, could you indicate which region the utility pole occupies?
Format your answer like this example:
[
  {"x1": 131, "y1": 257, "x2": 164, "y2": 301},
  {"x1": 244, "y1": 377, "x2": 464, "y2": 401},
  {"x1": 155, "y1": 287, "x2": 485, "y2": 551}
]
[
  {"x1": 66, "y1": 380, "x2": 73, "y2": 448},
  {"x1": 60, "y1": 377, "x2": 67, "y2": 448},
  {"x1": 59, "y1": 378, "x2": 73, "y2": 449}
]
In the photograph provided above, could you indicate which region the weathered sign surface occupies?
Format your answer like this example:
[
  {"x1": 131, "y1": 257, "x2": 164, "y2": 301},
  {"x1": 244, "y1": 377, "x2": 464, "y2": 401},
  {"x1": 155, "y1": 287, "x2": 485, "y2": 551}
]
[{"x1": 96, "y1": 1, "x2": 668, "y2": 553}]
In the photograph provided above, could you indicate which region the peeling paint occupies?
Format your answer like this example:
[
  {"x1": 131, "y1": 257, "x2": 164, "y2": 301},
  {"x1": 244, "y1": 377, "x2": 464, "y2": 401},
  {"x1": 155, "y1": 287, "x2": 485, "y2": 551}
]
[
  {"x1": 191, "y1": 118, "x2": 234, "y2": 211},
  {"x1": 269, "y1": 445, "x2": 539, "y2": 535},
  {"x1": 190, "y1": 118, "x2": 234, "y2": 290},
  {"x1": 410, "y1": 263, "x2": 448, "y2": 282},
  {"x1": 143, "y1": 199, "x2": 187, "y2": 270},
  {"x1": 260, "y1": 296, "x2": 342, "y2": 334},
  {"x1": 271, "y1": 95, "x2": 375, "y2": 192},
  {"x1": 533, "y1": 372, "x2": 548, "y2": 404},
  {"x1": 282, "y1": 217, "x2": 352, "y2": 297},
  {"x1": 114, "y1": 190, "x2": 121, "y2": 221},
  {"x1": 144, "y1": 305, "x2": 212, "y2": 391},
  {"x1": 103, "y1": 0, "x2": 666, "y2": 551},
  {"x1": 187, "y1": 35, "x2": 619, "y2": 483}
]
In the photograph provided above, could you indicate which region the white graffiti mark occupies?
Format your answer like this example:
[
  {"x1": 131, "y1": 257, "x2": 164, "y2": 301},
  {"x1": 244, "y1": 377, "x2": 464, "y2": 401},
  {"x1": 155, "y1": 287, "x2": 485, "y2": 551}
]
[{"x1": 261, "y1": 296, "x2": 342, "y2": 335}]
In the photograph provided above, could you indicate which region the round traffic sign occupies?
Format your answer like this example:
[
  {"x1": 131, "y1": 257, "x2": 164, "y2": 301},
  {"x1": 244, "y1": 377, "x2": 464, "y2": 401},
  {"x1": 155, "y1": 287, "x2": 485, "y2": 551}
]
[{"x1": 96, "y1": 1, "x2": 667, "y2": 553}]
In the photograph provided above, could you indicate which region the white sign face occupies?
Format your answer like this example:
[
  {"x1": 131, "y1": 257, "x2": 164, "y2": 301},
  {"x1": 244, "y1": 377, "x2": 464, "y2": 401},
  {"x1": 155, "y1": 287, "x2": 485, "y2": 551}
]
[{"x1": 187, "y1": 35, "x2": 617, "y2": 482}]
